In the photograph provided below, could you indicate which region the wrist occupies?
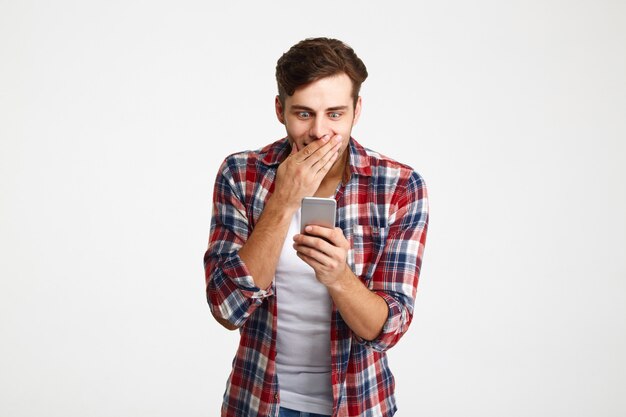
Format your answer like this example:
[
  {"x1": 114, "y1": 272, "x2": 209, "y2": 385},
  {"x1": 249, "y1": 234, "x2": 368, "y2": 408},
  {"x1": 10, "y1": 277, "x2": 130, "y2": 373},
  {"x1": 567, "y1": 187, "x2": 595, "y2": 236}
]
[
  {"x1": 327, "y1": 264, "x2": 356, "y2": 293},
  {"x1": 267, "y1": 192, "x2": 300, "y2": 214},
  {"x1": 265, "y1": 194, "x2": 299, "y2": 221}
]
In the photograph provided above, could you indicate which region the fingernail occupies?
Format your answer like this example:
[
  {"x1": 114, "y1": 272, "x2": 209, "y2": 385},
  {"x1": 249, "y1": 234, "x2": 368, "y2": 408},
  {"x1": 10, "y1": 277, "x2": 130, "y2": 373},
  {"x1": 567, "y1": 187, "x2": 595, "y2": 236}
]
[
  {"x1": 322, "y1": 135, "x2": 330, "y2": 142},
  {"x1": 335, "y1": 135, "x2": 342, "y2": 142}
]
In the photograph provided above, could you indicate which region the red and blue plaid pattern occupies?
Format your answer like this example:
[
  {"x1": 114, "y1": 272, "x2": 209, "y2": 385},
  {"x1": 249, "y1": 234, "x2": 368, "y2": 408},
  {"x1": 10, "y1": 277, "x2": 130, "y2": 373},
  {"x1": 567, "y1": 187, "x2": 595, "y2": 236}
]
[{"x1": 204, "y1": 137, "x2": 428, "y2": 417}]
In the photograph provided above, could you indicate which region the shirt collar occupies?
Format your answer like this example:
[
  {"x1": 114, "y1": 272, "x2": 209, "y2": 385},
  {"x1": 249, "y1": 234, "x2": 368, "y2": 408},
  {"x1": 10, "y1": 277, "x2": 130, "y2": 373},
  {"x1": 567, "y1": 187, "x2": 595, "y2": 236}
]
[{"x1": 260, "y1": 137, "x2": 372, "y2": 178}]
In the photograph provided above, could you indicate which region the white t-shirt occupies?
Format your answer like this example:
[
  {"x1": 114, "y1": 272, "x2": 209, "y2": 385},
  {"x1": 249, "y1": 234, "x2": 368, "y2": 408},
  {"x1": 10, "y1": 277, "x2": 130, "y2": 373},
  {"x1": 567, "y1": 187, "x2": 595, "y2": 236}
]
[{"x1": 275, "y1": 208, "x2": 333, "y2": 415}]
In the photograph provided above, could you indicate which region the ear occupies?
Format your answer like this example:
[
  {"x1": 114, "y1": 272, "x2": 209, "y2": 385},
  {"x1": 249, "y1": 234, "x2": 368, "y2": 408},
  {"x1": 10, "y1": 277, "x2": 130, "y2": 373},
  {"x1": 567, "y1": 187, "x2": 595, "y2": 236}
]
[
  {"x1": 275, "y1": 96, "x2": 285, "y2": 125},
  {"x1": 352, "y1": 96, "x2": 362, "y2": 126}
]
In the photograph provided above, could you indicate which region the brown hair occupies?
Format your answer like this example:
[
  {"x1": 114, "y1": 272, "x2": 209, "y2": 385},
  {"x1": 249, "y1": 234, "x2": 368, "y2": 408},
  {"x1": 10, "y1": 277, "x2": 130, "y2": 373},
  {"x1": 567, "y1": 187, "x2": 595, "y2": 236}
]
[{"x1": 275, "y1": 37, "x2": 368, "y2": 108}]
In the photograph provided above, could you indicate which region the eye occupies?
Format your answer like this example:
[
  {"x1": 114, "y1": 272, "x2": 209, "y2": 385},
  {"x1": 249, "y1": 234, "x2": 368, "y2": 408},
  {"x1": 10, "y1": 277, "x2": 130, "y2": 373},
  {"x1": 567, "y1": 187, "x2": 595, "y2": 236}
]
[
  {"x1": 328, "y1": 112, "x2": 342, "y2": 119},
  {"x1": 297, "y1": 111, "x2": 311, "y2": 119}
]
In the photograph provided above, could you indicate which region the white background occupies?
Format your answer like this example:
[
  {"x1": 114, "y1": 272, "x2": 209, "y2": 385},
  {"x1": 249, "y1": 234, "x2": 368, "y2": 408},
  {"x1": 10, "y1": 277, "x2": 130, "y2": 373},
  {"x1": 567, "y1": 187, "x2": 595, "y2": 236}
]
[{"x1": 1, "y1": 1, "x2": 625, "y2": 416}]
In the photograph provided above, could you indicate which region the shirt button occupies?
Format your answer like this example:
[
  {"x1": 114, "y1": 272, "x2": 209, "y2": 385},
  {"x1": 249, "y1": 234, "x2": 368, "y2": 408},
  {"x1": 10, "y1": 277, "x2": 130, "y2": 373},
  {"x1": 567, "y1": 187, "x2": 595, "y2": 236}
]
[{"x1": 274, "y1": 393, "x2": 279, "y2": 400}]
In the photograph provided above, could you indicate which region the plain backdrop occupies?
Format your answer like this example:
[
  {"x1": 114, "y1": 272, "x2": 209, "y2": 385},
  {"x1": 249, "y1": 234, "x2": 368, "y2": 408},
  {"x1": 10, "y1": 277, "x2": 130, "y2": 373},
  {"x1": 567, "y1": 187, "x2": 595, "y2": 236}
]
[{"x1": 1, "y1": 1, "x2": 625, "y2": 416}]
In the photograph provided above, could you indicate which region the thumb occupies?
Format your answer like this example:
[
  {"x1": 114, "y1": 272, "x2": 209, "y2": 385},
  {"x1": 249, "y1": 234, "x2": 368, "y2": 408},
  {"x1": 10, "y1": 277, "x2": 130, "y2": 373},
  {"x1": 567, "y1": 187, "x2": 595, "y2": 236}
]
[{"x1": 290, "y1": 141, "x2": 299, "y2": 154}]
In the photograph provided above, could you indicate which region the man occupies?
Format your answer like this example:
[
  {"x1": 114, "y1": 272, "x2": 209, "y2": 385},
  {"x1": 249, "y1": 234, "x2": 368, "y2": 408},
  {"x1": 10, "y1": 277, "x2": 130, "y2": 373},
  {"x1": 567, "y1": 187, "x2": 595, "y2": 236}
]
[{"x1": 204, "y1": 37, "x2": 428, "y2": 417}]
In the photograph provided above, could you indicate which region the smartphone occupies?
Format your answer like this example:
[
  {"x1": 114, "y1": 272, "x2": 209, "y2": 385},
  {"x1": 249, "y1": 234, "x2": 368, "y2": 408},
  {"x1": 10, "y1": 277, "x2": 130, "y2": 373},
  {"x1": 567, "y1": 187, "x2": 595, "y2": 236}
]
[{"x1": 300, "y1": 197, "x2": 336, "y2": 233}]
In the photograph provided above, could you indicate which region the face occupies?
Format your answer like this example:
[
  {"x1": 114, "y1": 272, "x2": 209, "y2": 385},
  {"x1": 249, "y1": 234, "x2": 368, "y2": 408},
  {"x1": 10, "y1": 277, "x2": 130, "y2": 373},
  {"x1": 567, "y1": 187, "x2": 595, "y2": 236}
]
[{"x1": 275, "y1": 73, "x2": 362, "y2": 166}]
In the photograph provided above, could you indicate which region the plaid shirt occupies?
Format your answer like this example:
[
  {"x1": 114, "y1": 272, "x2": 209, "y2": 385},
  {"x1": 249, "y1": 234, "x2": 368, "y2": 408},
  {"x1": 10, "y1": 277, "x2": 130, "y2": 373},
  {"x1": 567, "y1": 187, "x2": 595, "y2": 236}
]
[{"x1": 204, "y1": 137, "x2": 428, "y2": 417}]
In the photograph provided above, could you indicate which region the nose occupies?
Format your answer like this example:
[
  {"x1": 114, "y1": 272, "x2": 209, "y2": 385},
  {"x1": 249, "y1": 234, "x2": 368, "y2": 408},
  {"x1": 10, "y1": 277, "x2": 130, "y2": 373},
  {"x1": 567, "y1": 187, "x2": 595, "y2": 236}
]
[{"x1": 309, "y1": 117, "x2": 331, "y2": 140}]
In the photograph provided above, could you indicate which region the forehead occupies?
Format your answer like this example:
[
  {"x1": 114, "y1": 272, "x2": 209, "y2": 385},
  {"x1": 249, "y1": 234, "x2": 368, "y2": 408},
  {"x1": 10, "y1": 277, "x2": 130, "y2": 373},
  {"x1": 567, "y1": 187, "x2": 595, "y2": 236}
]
[{"x1": 286, "y1": 73, "x2": 354, "y2": 110}]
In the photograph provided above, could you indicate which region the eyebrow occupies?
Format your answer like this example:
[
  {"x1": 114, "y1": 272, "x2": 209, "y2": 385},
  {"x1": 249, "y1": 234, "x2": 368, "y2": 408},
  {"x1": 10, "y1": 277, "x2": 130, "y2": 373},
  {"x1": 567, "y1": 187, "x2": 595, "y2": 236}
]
[{"x1": 290, "y1": 105, "x2": 350, "y2": 112}]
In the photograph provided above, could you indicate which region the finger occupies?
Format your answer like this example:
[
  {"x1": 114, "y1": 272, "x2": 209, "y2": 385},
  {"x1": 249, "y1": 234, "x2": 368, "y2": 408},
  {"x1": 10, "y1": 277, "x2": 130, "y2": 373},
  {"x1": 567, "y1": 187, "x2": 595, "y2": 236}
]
[
  {"x1": 294, "y1": 234, "x2": 330, "y2": 251},
  {"x1": 294, "y1": 232, "x2": 336, "y2": 256},
  {"x1": 312, "y1": 141, "x2": 341, "y2": 174},
  {"x1": 293, "y1": 135, "x2": 329, "y2": 163},
  {"x1": 301, "y1": 225, "x2": 339, "y2": 246},
  {"x1": 296, "y1": 251, "x2": 321, "y2": 270},
  {"x1": 295, "y1": 246, "x2": 329, "y2": 268},
  {"x1": 310, "y1": 133, "x2": 342, "y2": 167},
  {"x1": 296, "y1": 134, "x2": 337, "y2": 164},
  {"x1": 313, "y1": 134, "x2": 342, "y2": 160}
]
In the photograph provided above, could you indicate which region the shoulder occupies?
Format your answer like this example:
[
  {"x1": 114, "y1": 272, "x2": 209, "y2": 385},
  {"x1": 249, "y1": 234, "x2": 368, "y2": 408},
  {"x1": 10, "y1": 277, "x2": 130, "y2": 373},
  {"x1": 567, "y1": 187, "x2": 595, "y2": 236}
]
[
  {"x1": 219, "y1": 138, "x2": 288, "y2": 179},
  {"x1": 352, "y1": 139, "x2": 426, "y2": 192}
]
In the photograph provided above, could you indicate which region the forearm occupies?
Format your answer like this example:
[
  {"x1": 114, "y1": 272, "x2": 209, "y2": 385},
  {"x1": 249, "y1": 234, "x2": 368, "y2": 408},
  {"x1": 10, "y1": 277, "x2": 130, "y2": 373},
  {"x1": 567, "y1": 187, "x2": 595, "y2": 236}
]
[
  {"x1": 327, "y1": 267, "x2": 389, "y2": 341},
  {"x1": 238, "y1": 196, "x2": 296, "y2": 290}
]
